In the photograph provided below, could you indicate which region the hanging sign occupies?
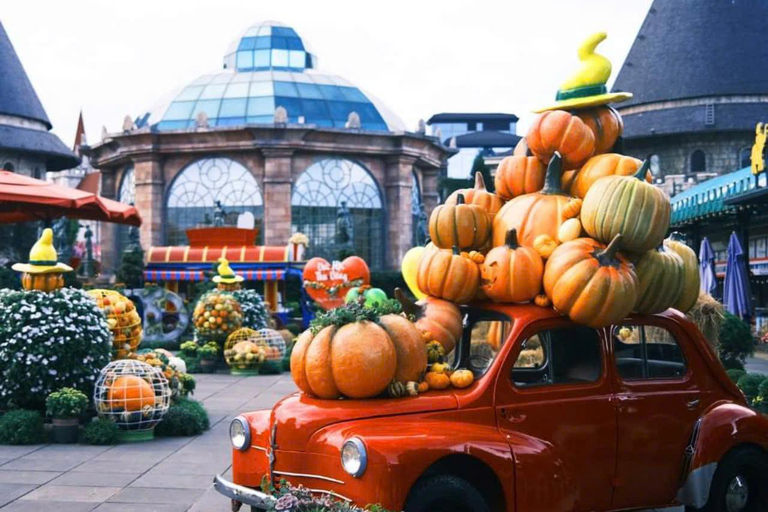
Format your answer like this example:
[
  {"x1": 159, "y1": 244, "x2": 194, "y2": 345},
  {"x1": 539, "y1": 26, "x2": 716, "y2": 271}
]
[{"x1": 302, "y1": 256, "x2": 370, "y2": 310}]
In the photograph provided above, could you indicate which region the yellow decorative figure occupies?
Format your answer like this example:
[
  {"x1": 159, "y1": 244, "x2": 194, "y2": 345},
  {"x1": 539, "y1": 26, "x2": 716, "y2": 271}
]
[
  {"x1": 536, "y1": 32, "x2": 633, "y2": 112},
  {"x1": 751, "y1": 122, "x2": 767, "y2": 176},
  {"x1": 12, "y1": 228, "x2": 72, "y2": 291},
  {"x1": 213, "y1": 257, "x2": 244, "y2": 291},
  {"x1": 401, "y1": 246, "x2": 426, "y2": 300}
]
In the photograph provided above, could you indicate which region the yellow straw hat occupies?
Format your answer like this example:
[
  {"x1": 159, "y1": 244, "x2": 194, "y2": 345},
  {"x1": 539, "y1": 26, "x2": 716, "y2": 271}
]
[
  {"x1": 212, "y1": 257, "x2": 243, "y2": 284},
  {"x1": 535, "y1": 32, "x2": 632, "y2": 113},
  {"x1": 12, "y1": 228, "x2": 73, "y2": 274}
]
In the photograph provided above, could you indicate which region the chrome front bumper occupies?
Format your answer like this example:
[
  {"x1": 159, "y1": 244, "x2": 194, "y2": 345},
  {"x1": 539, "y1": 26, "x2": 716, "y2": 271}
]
[{"x1": 213, "y1": 474, "x2": 276, "y2": 510}]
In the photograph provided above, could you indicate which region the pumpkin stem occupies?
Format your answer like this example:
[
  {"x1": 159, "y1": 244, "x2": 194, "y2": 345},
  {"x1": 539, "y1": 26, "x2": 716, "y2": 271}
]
[
  {"x1": 394, "y1": 288, "x2": 421, "y2": 317},
  {"x1": 456, "y1": 193, "x2": 465, "y2": 205},
  {"x1": 505, "y1": 229, "x2": 519, "y2": 249},
  {"x1": 633, "y1": 159, "x2": 651, "y2": 181},
  {"x1": 595, "y1": 234, "x2": 623, "y2": 264},
  {"x1": 452, "y1": 245, "x2": 460, "y2": 256},
  {"x1": 474, "y1": 171, "x2": 487, "y2": 191},
  {"x1": 541, "y1": 152, "x2": 567, "y2": 196}
]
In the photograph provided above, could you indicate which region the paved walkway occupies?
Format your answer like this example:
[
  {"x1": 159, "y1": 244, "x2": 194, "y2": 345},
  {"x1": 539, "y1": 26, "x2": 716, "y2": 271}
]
[{"x1": 0, "y1": 373, "x2": 297, "y2": 511}]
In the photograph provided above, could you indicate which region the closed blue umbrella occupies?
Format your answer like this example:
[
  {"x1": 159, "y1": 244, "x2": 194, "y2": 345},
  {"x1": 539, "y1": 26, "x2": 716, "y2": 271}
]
[
  {"x1": 699, "y1": 237, "x2": 717, "y2": 296},
  {"x1": 723, "y1": 232, "x2": 753, "y2": 319}
]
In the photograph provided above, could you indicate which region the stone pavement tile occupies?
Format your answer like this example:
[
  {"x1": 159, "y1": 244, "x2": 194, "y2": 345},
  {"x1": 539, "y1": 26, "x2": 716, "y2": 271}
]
[
  {"x1": 0, "y1": 469, "x2": 60, "y2": 484},
  {"x1": 72, "y1": 459, "x2": 160, "y2": 474},
  {"x1": 23, "y1": 444, "x2": 111, "y2": 459},
  {"x1": 0, "y1": 483, "x2": 36, "y2": 508},
  {"x1": 20, "y1": 484, "x2": 121, "y2": 503},
  {"x1": 107, "y1": 487, "x2": 205, "y2": 506},
  {"x1": 1, "y1": 457, "x2": 83, "y2": 472},
  {"x1": 129, "y1": 472, "x2": 215, "y2": 489},
  {"x1": 0, "y1": 500, "x2": 97, "y2": 511},
  {"x1": 51, "y1": 471, "x2": 141, "y2": 487},
  {"x1": 92, "y1": 503, "x2": 188, "y2": 512},
  {"x1": 0, "y1": 445, "x2": 44, "y2": 459},
  {"x1": 186, "y1": 486, "x2": 231, "y2": 512},
  {"x1": 88, "y1": 449, "x2": 170, "y2": 464},
  {"x1": 149, "y1": 460, "x2": 229, "y2": 476}
]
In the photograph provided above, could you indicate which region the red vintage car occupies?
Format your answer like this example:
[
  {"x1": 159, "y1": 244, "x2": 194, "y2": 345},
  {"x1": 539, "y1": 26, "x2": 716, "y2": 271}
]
[{"x1": 215, "y1": 303, "x2": 768, "y2": 512}]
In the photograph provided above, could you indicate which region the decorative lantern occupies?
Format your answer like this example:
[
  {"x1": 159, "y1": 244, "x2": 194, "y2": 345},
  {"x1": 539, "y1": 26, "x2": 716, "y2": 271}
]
[
  {"x1": 87, "y1": 289, "x2": 142, "y2": 359},
  {"x1": 12, "y1": 228, "x2": 72, "y2": 292},
  {"x1": 224, "y1": 328, "x2": 266, "y2": 375},
  {"x1": 192, "y1": 290, "x2": 243, "y2": 342},
  {"x1": 255, "y1": 328, "x2": 287, "y2": 374},
  {"x1": 93, "y1": 360, "x2": 171, "y2": 442},
  {"x1": 213, "y1": 257, "x2": 243, "y2": 292}
]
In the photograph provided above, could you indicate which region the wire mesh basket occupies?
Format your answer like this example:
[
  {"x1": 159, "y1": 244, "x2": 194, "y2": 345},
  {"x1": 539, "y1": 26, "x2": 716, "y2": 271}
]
[
  {"x1": 224, "y1": 328, "x2": 266, "y2": 375},
  {"x1": 193, "y1": 290, "x2": 243, "y2": 342},
  {"x1": 87, "y1": 289, "x2": 142, "y2": 359},
  {"x1": 93, "y1": 360, "x2": 170, "y2": 441},
  {"x1": 255, "y1": 328, "x2": 287, "y2": 374}
]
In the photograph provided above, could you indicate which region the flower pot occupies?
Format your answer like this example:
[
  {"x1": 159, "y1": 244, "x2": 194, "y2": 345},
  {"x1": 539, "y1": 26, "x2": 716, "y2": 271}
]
[
  {"x1": 200, "y1": 358, "x2": 217, "y2": 373},
  {"x1": 52, "y1": 418, "x2": 79, "y2": 444}
]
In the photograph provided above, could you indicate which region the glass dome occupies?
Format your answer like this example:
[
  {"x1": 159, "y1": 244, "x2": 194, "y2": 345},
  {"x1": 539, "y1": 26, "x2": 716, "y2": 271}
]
[{"x1": 142, "y1": 21, "x2": 404, "y2": 132}]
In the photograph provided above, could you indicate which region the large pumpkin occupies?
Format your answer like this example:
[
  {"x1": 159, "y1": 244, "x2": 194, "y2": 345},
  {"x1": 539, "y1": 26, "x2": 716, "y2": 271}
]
[
  {"x1": 481, "y1": 229, "x2": 543, "y2": 303},
  {"x1": 574, "y1": 106, "x2": 623, "y2": 155},
  {"x1": 543, "y1": 235, "x2": 638, "y2": 328},
  {"x1": 378, "y1": 314, "x2": 428, "y2": 383},
  {"x1": 21, "y1": 272, "x2": 64, "y2": 292},
  {"x1": 568, "y1": 154, "x2": 651, "y2": 199},
  {"x1": 493, "y1": 153, "x2": 572, "y2": 248},
  {"x1": 446, "y1": 172, "x2": 504, "y2": 220},
  {"x1": 527, "y1": 110, "x2": 595, "y2": 170},
  {"x1": 108, "y1": 375, "x2": 156, "y2": 411},
  {"x1": 494, "y1": 154, "x2": 546, "y2": 200},
  {"x1": 395, "y1": 288, "x2": 463, "y2": 353},
  {"x1": 581, "y1": 163, "x2": 671, "y2": 252},
  {"x1": 664, "y1": 233, "x2": 701, "y2": 313},
  {"x1": 417, "y1": 246, "x2": 480, "y2": 304},
  {"x1": 634, "y1": 245, "x2": 685, "y2": 314},
  {"x1": 429, "y1": 194, "x2": 490, "y2": 250},
  {"x1": 291, "y1": 322, "x2": 397, "y2": 399}
]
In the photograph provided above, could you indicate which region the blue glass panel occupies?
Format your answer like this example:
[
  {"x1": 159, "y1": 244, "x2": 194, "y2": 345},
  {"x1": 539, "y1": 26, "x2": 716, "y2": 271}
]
[
  {"x1": 200, "y1": 84, "x2": 227, "y2": 99},
  {"x1": 306, "y1": 54, "x2": 315, "y2": 69},
  {"x1": 271, "y1": 49, "x2": 289, "y2": 67},
  {"x1": 254, "y1": 50, "x2": 270, "y2": 68},
  {"x1": 193, "y1": 99, "x2": 222, "y2": 118},
  {"x1": 368, "y1": 123, "x2": 388, "y2": 131},
  {"x1": 273, "y1": 81, "x2": 298, "y2": 96},
  {"x1": 258, "y1": 26, "x2": 271, "y2": 37},
  {"x1": 318, "y1": 85, "x2": 346, "y2": 100},
  {"x1": 249, "y1": 81, "x2": 273, "y2": 96},
  {"x1": 254, "y1": 36, "x2": 271, "y2": 50},
  {"x1": 216, "y1": 117, "x2": 246, "y2": 126},
  {"x1": 296, "y1": 83, "x2": 323, "y2": 99},
  {"x1": 300, "y1": 99, "x2": 330, "y2": 118},
  {"x1": 238, "y1": 37, "x2": 257, "y2": 50},
  {"x1": 286, "y1": 37, "x2": 304, "y2": 51},
  {"x1": 272, "y1": 26, "x2": 296, "y2": 37},
  {"x1": 236, "y1": 51, "x2": 254, "y2": 70},
  {"x1": 247, "y1": 115, "x2": 274, "y2": 124},
  {"x1": 220, "y1": 98, "x2": 247, "y2": 117},
  {"x1": 288, "y1": 51, "x2": 305, "y2": 69},
  {"x1": 224, "y1": 82, "x2": 249, "y2": 98},
  {"x1": 157, "y1": 120, "x2": 190, "y2": 130},
  {"x1": 271, "y1": 36, "x2": 288, "y2": 50},
  {"x1": 327, "y1": 100, "x2": 353, "y2": 120},
  {"x1": 247, "y1": 96, "x2": 275, "y2": 116},
  {"x1": 175, "y1": 86, "x2": 204, "y2": 101},
  {"x1": 307, "y1": 118, "x2": 334, "y2": 127},
  {"x1": 355, "y1": 103, "x2": 383, "y2": 122},
  {"x1": 163, "y1": 101, "x2": 196, "y2": 121},
  {"x1": 274, "y1": 97, "x2": 301, "y2": 117},
  {"x1": 340, "y1": 87, "x2": 368, "y2": 102}
]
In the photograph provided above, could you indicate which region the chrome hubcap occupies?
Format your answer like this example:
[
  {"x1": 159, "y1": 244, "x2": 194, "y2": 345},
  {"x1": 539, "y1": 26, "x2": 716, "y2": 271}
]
[{"x1": 725, "y1": 475, "x2": 749, "y2": 512}]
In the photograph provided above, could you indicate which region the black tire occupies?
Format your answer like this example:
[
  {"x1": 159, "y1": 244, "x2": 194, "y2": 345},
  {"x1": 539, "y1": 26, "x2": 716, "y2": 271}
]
[
  {"x1": 405, "y1": 474, "x2": 490, "y2": 512},
  {"x1": 702, "y1": 446, "x2": 768, "y2": 512}
]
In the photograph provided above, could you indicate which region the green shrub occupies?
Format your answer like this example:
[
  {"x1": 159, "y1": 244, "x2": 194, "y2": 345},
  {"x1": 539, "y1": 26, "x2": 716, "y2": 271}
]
[
  {"x1": 736, "y1": 373, "x2": 767, "y2": 397},
  {"x1": 198, "y1": 342, "x2": 220, "y2": 360},
  {"x1": 726, "y1": 369, "x2": 747, "y2": 384},
  {"x1": 0, "y1": 410, "x2": 46, "y2": 445},
  {"x1": 759, "y1": 378, "x2": 768, "y2": 399},
  {"x1": 232, "y1": 289, "x2": 269, "y2": 330},
  {"x1": 718, "y1": 312, "x2": 755, "y2": 370},
  {"x1": 80, "y1": 418, "x2": 119, "y2": 445},
  {"x1": 46, "y1": 388, "x2": 88, "y2": 419},
  {"x1": 155, "y1": 399, "x2": 209, "y2": 436}
]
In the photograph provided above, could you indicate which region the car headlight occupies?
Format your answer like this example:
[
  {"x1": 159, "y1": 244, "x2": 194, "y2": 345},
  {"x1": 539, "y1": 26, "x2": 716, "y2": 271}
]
[
  {"x1": 230, "y1": 416, "x2": 250, "y2": 451},
  {"x1": 341, "y1": 437, "x2": 367, "y2": 478}
]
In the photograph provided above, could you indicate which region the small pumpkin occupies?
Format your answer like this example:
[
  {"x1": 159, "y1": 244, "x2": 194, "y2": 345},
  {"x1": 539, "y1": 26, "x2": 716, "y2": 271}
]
[
  {"x1": 495, "y1": 154, "x2": 547, "y2": 200},
  {"x1": 450, "y1": 369, "x2": 475, "y2": 389},
  {"x1": 425, "y1": 371, "x2": 451, "y2": 390},
  {"x1": 581, "y1": 161, "x2": 671, "y2": 252},
  {"x1": 108, "y1": 375, "x2": 156, "y2": 412},
  {"x1": 533, "y1": 294, "x2": 551, "y2": 308},
  {"x1": 543, "y1": 235, "x2": 638, "y2": 328},
  {"x1": 417, "y1": 381, "x2": 430, "y2": 393},
  {"x1": 463, "y1": 251, "x2": 485, "y2": 264},
  {"x1": 387, "y1": 381, "x2": 408, "y2": 398},
  {"x1": 405, "y1": 381, "x2": 420, "y2": 396},
  {"x1": 574, "y1": 106, "x2": 623, "y2": 155},
  {"x1": 664, "y1": 233, "x2": 701, "y2": 313},
  {"x1": 416, "y1": 246, "x2": 480, "y2": 304},
  {"x1": 557, "y1": 218, "x2": 582, "y2": 243},
  {"x1": 568, "y1": 153, "x2": 651, "y2": 199},
  {"x1": 527, "y1": 110, "x2": 595, "y2": 170},
  {"x1": 562, "y1": 198, "x2": 582, "y2": 220},
  {"x1": 430, "y1": 362, "x2": 451, "y2": 374},
  {"x1": 429, "y1": 194, "x2": 490, "y2": 250},
  {"x1": 634, "y1": 245, "x2": 685, "y2": 315},
  {"x1": 445, "y1": 172, "x2": 505, "y2": 220},
  {"x1": 21, "y1": 272, "x2": 64, "y2": 292},
  {"x1": 396, "y1": 288, "x2": 464, "y2": 353},
  {"x1": 533, "y1": 234, "x2": 559, "y2": 259},
  {"x1": 378, "y1": 314, "x2": 428, "y2": 383},
  {"x1": 426, "y1": 340, "x2": 445, "y2": 364},
  {"x1": 481, "y1": 229, "x2": 543, "y2": 303}
]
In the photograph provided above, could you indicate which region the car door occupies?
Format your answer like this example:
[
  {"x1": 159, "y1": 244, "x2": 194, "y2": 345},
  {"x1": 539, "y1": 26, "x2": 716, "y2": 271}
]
[
  {"x1": 610, "y1": 320, "x2": 703, "y2": 510},
  {"x1": 495, "y1": 319, "x2": 616, "y2": 512}
]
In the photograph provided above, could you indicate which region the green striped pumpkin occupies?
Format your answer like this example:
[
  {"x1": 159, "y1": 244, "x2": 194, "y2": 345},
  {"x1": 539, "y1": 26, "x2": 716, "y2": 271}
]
[
  {"x1": 664, "y1": 233, "x2": 701, "y2": 313},
  {"x1": 580, "y1": 161, "x2": 670, "y2": 252},
  {"x1": 634, "y1": 244, "x2": 685, "y2": 314},
  {"x1": 428, "y1": 194, "x2": 490, "y2": 250}
]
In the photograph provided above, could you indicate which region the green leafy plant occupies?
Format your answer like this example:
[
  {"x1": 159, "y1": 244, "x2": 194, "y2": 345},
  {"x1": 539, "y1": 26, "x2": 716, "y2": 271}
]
[
  {"x1": 736, "y1": 373, "x2": 767, "y2": 398},
  {"x1": 759, "y1": 378, "x2": 768, "y2": 401},
  {"x1": 155, "y1": 398, "x2": 210, "y2": 436},
  {"x1": 718, "y1": 312, "x2": 755, "y2": 370},
  {"x1": 0, "y1": 410, "x2": 46, "y2": 445},
  {"x1": 80, "y1": 418, "x2": 120, "y2": 445},
  {"x1": 180, "y1": 340, "x2": 199, "y2": 357},
  {"x1": 198, "y1": 341, "x2": 220, "y2": 360},
  {"x1": 726, "y1": 369, "x2": 747, "y2": 384},
  {"x1": 232, "y1": 289, "x2": 269, "y2": 330},
  {"x1": 45, "y1": 388, "x2": 88, "y2": 419}
]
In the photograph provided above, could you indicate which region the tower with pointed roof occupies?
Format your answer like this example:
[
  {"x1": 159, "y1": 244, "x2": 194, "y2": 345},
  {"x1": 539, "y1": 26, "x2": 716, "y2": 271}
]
[{"x1": 611, "y1": 0, "x2": 768, "y2": 195}]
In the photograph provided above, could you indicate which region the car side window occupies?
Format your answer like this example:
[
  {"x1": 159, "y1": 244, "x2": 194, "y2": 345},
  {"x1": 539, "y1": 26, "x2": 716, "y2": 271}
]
[
  {"x1": 464, "y1": 318, "x2": 512, "y2": 376},
  {"x1": 613, "y1": 325, "x2": 687, "y2": 380},
  {"x1": 512, "y1": 326, "x2": 602, "y2": 388}
]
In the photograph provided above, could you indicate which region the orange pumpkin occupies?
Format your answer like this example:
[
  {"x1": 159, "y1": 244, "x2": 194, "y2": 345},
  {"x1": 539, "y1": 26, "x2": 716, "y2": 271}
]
[
  {"x1": 495, "y1": 154, "x2": 547, "y2": 200},
  {"x1": 493, "y1": 153, "x2": 573, "y2": 248},
  {"x1": 429, "y1": 194, "x2": 490, "y2": 250},
  {"x1": 21, "y1": 272, "x2": 64, "y2": 292},
  {"x1": 543, "y1": 235, "x2": 638, "y2": 328},
  {"x1": 481, "y1": 229, "x2": 543, "y2": 303},
  {"x1": 291, "y1": 322, "x2": 397, "y2": 399},
  {"x1": 108, "y1": 375, "x2": 155, "y2": 411},
  {"x1": 446, "y1": 173, "x2": 504, "y2": 220},
  {"x1": 488, "y1": 321, "x2": 505, "y2": 350},
  {"x1": 417, "y1": 246, "x2": 480, "y2": 304},
  {"x1": 562, "y1": 197, "x2": 583, "y2": 219},
  {"x1": 417, "y1": 381, "x2": 430, "y2": 393},
  {"x1": 396, "y1": 288, "x2": 463, "y2": 353},
  {"x1": 533, "y1": 294, "x2": 551, "y2": 308},
  {"x1": 378, "y1": 314, "x2": 428, "y2": 383},
  {"x1": 527, "y1": 110, "x2": 595, "y2": 170},
  {"x1": 450, "y1": 369, "x2": 474, "y2": 389},
  {"x1": 574, "y1": 106, "x2": 623, "y2": 155},
  {"x1": 425, "y1": 371, "x2": 451, "y2": 390},
  {"x1": 568, "y1": 153, "x2": 651, "y2": 199}
]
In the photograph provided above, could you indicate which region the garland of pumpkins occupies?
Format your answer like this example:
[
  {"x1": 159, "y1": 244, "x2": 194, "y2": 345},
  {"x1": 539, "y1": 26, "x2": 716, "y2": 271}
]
[{"x1": 290, "y1": 32, "x2": 702, "y2": 401}]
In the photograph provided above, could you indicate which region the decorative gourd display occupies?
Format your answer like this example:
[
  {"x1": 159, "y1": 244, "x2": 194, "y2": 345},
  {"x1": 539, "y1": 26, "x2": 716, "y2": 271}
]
[
  {"x1": 12, "y1": 228, "x2": 72, "y2": 292},
  {"x1": 568, "y1": 154, "x2": 650, "y2": 199},
  {"x1": 21, "y1": 273, "x2": 64, "y2": 292},
  {"x1": 557, "y1": 218, "x2": 582, "y2": 243},
  {"x1": 345, "y1": 286, "x2": 389, "y2": 308},
  {"x1": 543, "y1": 235, "x2": 638, "y2": 328},
  {"x1": 193, "y1": 290, "x2": 243, "y2": 342},
  {"x1": 574, "y1": 106, "x2": 623, "y2": 155},
  {"x1": 481, "y1": 229, "x2": 543, "y2": 303},
  {"x1": 533, "y1": 234, "x2": 559, "y2": 259},
  {"x1": 495, "y1": 154, "x2": 546, "y2": 200},
  {"x1": 633, "y1": 245, "x2": 685, "y2": 315},
  {"x1": 450, "y1": 369, "x2": 475, "y2": 389},
  {"x1": 416, "y1": 246, "x2": 480, "y2": 304},
  {"x1": 581, "y1": 162, "x2": 671, "y2": 252},
  {"x1": 87, "y1": 289, "x2": 143, "y2": 359},
  {"x1": 527, "y1": 110, "x2": 595, "y2": 170},
  {"x1": 396, "y1": 288, "x2": 463, "y2": 353},
  {"x1": 445, "y1": 173, "x2": 504, "y2": 220},
  {"x1": 664, "y1": 233, "x2": 701, "y2": 313},
  {"x1": 429, "y1": 194, "x2": 490, "y2": 250},
  {"x1": 378, "y1": 314, "x2": 428, "y2": 383},
  {"x1": 493, "y1": 153, "x2": 573, "y2": 248},
  {"x1": 107, "y1": 375, "x2": 156, "y2": 412}
]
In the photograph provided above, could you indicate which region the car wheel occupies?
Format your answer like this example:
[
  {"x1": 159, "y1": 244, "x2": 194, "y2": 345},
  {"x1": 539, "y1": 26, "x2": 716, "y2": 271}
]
[
  {"x1": 405, "y1": 474, "x2": 490, "y2": 512},
  {"x1": 703, "y1": 446, "x2": 768, "y2": 512}
]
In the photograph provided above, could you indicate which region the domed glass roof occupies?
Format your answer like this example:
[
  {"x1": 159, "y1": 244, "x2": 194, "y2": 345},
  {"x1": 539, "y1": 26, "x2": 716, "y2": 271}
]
[{"x1": 143, "y1": 21, "x2": 403, "y2": 132}]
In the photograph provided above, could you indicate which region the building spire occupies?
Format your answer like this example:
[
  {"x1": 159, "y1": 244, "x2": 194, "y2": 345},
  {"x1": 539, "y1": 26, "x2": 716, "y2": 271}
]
[{"x1": 73, "y1": 110, "x2": 87, "y2": 154}]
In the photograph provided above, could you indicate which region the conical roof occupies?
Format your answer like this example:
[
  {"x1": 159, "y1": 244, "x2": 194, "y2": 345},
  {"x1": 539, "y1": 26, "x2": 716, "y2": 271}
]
[{"x1": 0, "y1": 22, "x2": 50, "y2": 128}]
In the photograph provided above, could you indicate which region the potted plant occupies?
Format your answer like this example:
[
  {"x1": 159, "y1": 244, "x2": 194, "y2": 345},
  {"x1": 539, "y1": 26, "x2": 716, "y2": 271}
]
[
  {"x1": 198, "y1": 342, "x2": 220, "y2": 373},
  {"x1": 46, "y1": 387, "x2": 88, "y2": 443}
]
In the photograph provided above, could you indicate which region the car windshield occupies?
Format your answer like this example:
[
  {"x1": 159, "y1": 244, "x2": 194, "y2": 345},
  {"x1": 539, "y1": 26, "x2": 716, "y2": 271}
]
[{"x1": 450, "y1": 308, "x2": 512, "y2": 378}]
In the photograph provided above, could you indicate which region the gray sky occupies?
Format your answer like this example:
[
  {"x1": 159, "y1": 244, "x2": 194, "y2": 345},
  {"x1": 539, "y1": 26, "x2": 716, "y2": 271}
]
[{"x1": 3, "y1": 0, "x2": 653, "y2": 147}]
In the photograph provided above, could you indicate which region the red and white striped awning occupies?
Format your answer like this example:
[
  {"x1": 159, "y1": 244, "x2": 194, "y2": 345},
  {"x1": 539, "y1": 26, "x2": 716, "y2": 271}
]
[
  {"x1": 144, "y1": 270, "x2": 205, "y2": 282},
  {"x1": 240, "y1": 269, "x2": 285, "y2": 281}
]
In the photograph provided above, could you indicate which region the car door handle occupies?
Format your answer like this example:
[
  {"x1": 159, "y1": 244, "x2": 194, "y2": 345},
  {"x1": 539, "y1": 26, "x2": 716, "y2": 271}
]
[{"x1": 686, "y1": 399, "x2": 700, "y2": 410}]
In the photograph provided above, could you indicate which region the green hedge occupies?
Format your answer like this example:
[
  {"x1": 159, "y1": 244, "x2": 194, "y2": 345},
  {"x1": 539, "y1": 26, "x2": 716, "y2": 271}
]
[
  {"x1": 80, "y1": 418, "x2": 120, "y2": 445},
  {"x1": 155, "y1": 399, "x2": 210, "y2": 436},
  {"x1": 0, "y1": 410, "x2": 46, "y2": 445}
]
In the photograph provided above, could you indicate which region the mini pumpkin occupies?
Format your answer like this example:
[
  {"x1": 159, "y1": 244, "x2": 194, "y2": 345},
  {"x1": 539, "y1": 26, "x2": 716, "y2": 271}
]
[
  {"x1": 450, "y1": 369, "x2": 475, "y2": 389},
  {"x1": 426, "y1": 340, "x2": 446, "y2": 364},
  {"x1": 396, "y1": 288, "x2": 464, "y2": 353},
  {"x1": 445, "y1": 172, "x2": 505, "y2": 220},
  {"x1": 562, "y1": 197, "x2": 583, "y2": 220},
  {"x1": 663, "y1": 233, "x2": 701, "y2": 313},
  {"x1": 417, "y1": 246, "x2": 480, "y2": 304},
  {"x1": 481, "y1": 229, "x2": 543, "y2": 303},
  {"x1": 495, "y1": 154, "x2": 547, "y2": 200},
  {"x1": 533, "y1": 234, "x2": 559, "y2": 259},
  {"x1": 417, "y1": 381, "x2": 430, "y2": 393},
  {"x1": 557, "y1": 218, "x2": 582, "y2": 243},
  {"x1": 634, "y1": 245, "x2": 685, "y2": 315},
  {"x1": 425, "y1": 371, "x2": 451, "y2": 390},
  {"x1": 429, "y1": 194, "x2": 490, "y2": 250},
  {"x1": 463, "y1": 250, "x2": 485, "y2": 264},
  {"x1": 527, "y1": 110, "x2": 595, "y2": 170},
  {"x1": 430, "y1": 362, "x2": 451, "y2": 374},
  {"x1": 534, "y1": 294, "x2": 551, "y2": 307},
  {"x1": 568, "y1": 153, "x2": 651, "y2": 199},
  {"x1": 574, "y1": 105, "x2": 624, "y2": 155}
]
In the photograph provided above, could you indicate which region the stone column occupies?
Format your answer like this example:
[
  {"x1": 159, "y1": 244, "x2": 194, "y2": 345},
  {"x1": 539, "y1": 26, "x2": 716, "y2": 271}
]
[
  {"x1": 98, "y1": 168, "x2": 120, "y2": 275},
  {"x1": 385, "y1": 156, "x2": 416, "y2": 269},
  {"x1": 134, "y1": 156, "x2": 164, "y2": 250},
  {"x1": 420, "y1": 165, "x2": 441, "y2": 216},
  {"x1": 262, "y1": 149, "x2": 294, "y2": 246}
]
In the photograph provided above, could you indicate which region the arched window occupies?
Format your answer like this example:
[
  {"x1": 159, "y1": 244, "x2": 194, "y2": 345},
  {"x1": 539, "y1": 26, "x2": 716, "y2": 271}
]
[
  {"x1": 291, "y1": 159, "x2": 384, "y2": 268},
  {"x1": 116, "y1": 165, "x2": 135, "y2": 254},
  {"x1": 739, "y1": 147, "x2": 751, "y2": 169},
  {"x1": 166, "y1": 158, "x2": 263, "y2": 245},
  {"x1": 648, "y1": 154, "x2": 660, "y2": 177},
  {"x1": 690, "y1": 150, "x2": 706, "y2": 174},
  {"x1": 412, "y1": 172, "x2": 426, "y2": 246}
]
